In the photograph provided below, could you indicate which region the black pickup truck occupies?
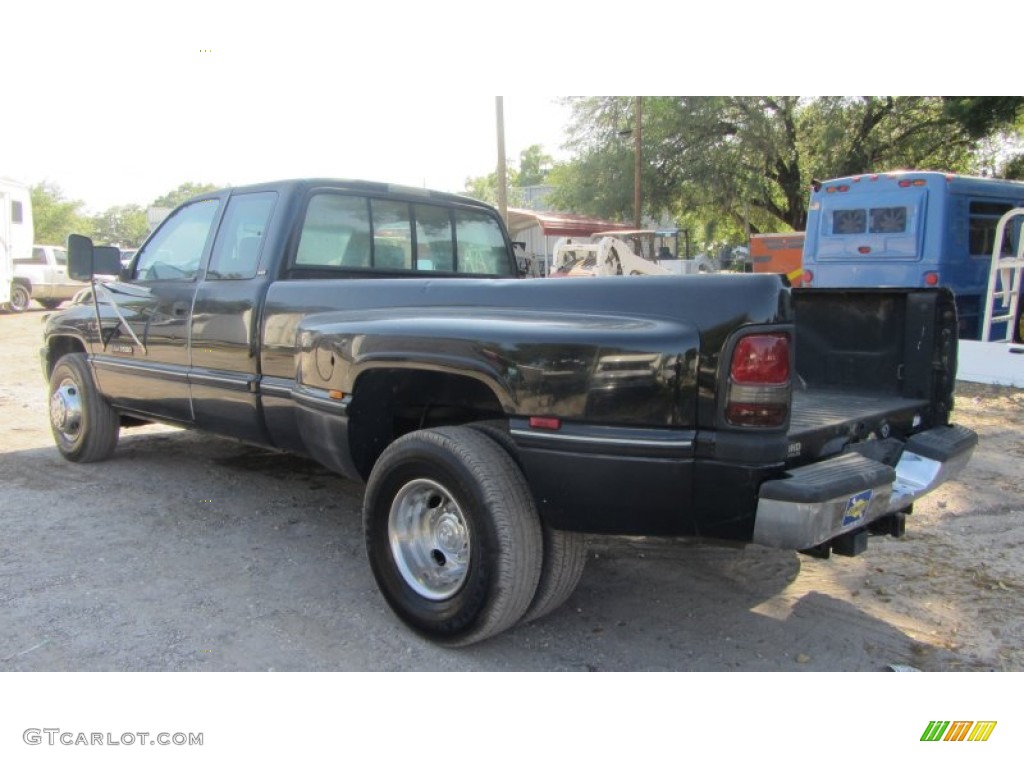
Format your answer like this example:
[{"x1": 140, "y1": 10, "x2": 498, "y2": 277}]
[{"x1": 42, "y1": 178, "x2": 977, "y2": 645}]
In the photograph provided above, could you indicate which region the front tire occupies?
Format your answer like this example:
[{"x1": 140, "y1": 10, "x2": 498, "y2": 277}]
[
  {"x1": 9, "y1": 283, "x2": 31, "y2": 313},
  {"x1": 48, "y1": 353, "x2": 120, "y2": 462},
  {"x1": 363, "y1": 426, "x2": 542, "y2": 645}
]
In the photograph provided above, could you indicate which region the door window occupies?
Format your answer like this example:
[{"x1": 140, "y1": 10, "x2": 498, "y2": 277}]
[{"x1": 134, "y1": 199, "x2": 220, "y2": 281}]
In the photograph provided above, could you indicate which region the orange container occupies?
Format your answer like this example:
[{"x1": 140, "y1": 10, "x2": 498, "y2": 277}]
[{"x1": 750, "y1": 233, "x2": 806, "y2": 286}]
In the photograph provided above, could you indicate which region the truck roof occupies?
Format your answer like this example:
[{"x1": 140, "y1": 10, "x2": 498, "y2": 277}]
[{"x1": 185, "y1": 178, "x2": 495, "y2": 210}]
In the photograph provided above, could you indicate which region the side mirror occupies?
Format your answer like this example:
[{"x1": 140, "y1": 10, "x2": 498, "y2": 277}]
[
  {"x1": 67, "y1": 235, "x2": 123, "y2": 281},
  {"x1": 94, "y1": 246, "x2": 123, "y2": 277}
]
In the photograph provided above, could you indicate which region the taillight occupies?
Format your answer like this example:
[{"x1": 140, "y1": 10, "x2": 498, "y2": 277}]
[
  {"x1": 731, "y1": 335, "x2": 789, "y2": 384},
  {"x1": 924, "y1": 271, "x2": 939, "y2": 286},
  {"x1": 726, "y1": 333, "x2": 791, "y2": 428},
  {"x1": 803, "y1": 269, "x2": 814, "y2": 284}
]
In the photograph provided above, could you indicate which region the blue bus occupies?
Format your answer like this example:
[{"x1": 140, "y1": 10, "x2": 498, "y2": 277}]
[{"x1": 801, "y1": 171, "x2": 1024, "y2": 340}]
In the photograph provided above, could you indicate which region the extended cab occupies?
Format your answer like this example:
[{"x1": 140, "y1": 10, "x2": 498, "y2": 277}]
[{"x1": 42, "y1": 179, "x2": 977, "y2": 645}]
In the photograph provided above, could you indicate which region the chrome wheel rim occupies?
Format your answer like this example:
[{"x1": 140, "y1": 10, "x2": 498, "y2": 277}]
[
  {"x1": 50, "y1": 377, "x2": 83, "y2": 444},
  {"x1": 11, "y1": 286, "x2": 29, "y2": 311},
  {"x1": 388, "y1": 478, "x2": 470, "y2": 600}
]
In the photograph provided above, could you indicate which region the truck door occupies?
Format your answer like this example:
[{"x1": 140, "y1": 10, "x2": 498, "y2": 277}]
[
  {"x1": 49, "y1": 246, "x2": 82, "y2": 301},
  {"x1": 90, "y1": 197, "x2": 222, "y2": 423},
  {"x1": 189, "y1": 191, "x2": 278, "y2": 445}
]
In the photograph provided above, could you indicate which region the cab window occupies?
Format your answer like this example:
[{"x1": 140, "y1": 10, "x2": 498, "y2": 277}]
[
  {"x1": 454, "y1": 209, "x2": 513, "y2": 275},
  {"x1": 371, "y1": 200, "x2": 413, "y2": 270},
  {"x1": 134, "y1": 199, "x2": 220, "y2": 281},
  {"x1": 208, "y1": 192, "x2": 277, "y2": 279}
]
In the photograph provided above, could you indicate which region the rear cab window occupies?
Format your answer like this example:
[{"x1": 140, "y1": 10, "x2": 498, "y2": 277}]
[{"x1": 290, "y1": 191, "x2": 514, "y2": 277}]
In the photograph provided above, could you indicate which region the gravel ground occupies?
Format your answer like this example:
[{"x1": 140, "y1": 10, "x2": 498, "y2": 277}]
[{"x1": 2, "y1": 307, "x2": 1023, "y2": 671}]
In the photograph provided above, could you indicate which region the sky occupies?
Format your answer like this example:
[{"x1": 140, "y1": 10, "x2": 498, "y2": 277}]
[
  {"x1": 3, "y1": 3, "x2": 577, "y2": 212},
  {"x1": 3, "y1": 3, "x2": 591, "y2": 214},
  {"x1": 5, "y1": 3, "x2": 1001, "y2": 216}
]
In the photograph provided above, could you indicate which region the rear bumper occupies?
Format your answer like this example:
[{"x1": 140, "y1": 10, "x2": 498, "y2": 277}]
[{"x1": 752, "y1": 425, "x2": 977, "y2": 551}]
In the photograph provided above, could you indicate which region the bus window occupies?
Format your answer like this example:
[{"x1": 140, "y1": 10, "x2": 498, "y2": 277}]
[
  {"x1": 832, "y1": 209, "x2": 866, "y2": 234},
  {"x1": 869, "y1": 207, "x2": 907, "y2": 234},
  {"x1": 831, "y1": 206, "x2": 909, "y2": 235},
  {"x1": 969, "y1": 201, "x2": 1015, "y2": 256}
]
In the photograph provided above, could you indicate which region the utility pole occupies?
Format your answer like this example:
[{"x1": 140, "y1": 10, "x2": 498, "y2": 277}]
[
  {"x1": 634, "y1": 96, "x2": 642, "y2": 229},
  {"x1": 496, "y1": 97, "x2": 508, "y2": 226}
]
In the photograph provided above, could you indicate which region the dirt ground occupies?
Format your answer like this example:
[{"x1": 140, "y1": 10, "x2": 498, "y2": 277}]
[{"x1": 1, "y1": 306, "x2": 1022, "y2": 671}]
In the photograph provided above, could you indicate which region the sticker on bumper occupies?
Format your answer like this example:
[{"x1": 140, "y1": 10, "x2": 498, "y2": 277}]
[{"x1": 842, "y1": 490, "x2": 872, "y2": 527}]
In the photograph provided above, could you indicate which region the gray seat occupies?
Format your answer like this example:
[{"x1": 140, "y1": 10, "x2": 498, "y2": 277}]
[
  {"x1": 374, "y1": 243, "x2": 407, "y2": 270},
  {"x1": 342, "y1": 233, "x2": 371, "y2": 268}
]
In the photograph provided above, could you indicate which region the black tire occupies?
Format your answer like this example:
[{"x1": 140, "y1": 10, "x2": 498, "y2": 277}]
[
  {"x1": 468, "y1": 421, "x2": 588, "y2": 623},
  {"x1": 38, "y1": 299, "x2": 63, "y2": 310},
  {"x1": 9, "y1": 283, "x2": 31, "y2": 313},
  {"x1": 520, "y1": 525, "x2": 588, "y2": 624},
  {"x1": 48, "y1": 353, "x2": 120, "y2": 462},
  {"x1": 363, "y1": 426, "x2": 542, "y2": 646}
]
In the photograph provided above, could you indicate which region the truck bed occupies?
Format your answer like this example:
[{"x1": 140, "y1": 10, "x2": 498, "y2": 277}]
[{"x1": 789, "y1": 389, "x2": 930, "y2": 456}]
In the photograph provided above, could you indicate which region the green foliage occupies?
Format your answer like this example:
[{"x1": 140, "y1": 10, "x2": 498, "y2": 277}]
[
  {"x1": 151, "y1": 182, "x2": 221, "y2": 208},
  {"x1": 30, "y1": 182, "x2": 93, "y2": 246},
  {"x1": 546, "y1": 96, "x2": 1022, "y2": 252},
  {"x1": 942, "y1": 97, "x2": 1024, "y2": 139},
  {"x1": 91, "y1": 205, "x2": 149, "y2": 247},
  {"x1": 518, "y1": 145, "x2": 553, "y2": 186},
  {"x1": 462, "y1": 144, "x2": 552, "y2": 205},
  {"x1": 463, "y1": 169, "x2": 520, "y2": 206}
]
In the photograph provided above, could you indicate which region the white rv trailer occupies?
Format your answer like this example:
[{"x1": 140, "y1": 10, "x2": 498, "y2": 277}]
[{"x1": 1, "y1": 178, "x2": 34, "y2": 310}]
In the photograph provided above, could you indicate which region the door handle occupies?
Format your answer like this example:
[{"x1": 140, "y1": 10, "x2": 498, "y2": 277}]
[{"x1": 172, "y1": 302, "x2": 190, "y2": 316}]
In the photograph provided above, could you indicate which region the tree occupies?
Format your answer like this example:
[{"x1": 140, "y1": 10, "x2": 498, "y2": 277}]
[
  {"x1": 547, "y1": 97, "x2": 1011, "y2": 249},
  {"x1": 518, "y1": 144, "x2": 553, "y2": 186},
  {"x1": 30, "y1": 182, "x2": 93, "y2": 246},
  {"x1": 942, "y1": 97, "x2": 1024, "y2": 139},
  {"x1": 462, "y1": 169, "x2": 519, "y2": 206},
  {"x1": 90, "y1": 205, "x2": 149, "y2": 247},
  {"x1": 461, "y1": 144, "x2": 552, "y2": 204},
  {"x1": 151, "y1": 182, "x2": 221, "y2": 208}
]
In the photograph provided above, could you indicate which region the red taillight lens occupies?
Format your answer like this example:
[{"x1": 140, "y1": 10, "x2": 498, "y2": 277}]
[
  {"x1": 726, "y1": 333, "x2": 791, "y2": 428},
  {"x1": 924, "y1": 271, "x2": 939, "y2": 286},
  {"x1": 803, "y1": 269, "x2": 813, "y2": 284},
  {"x1": 730, "y1": 334, "x2": 790, "y2": 384}
]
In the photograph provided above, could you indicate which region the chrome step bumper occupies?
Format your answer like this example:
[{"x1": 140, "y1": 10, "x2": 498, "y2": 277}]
[{"x1": 752, "y1": 425, "x2": 977, "y2": 551}]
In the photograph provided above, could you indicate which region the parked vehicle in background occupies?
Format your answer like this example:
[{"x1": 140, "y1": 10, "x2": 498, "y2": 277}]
[
  {"x1": 593, "y1": 228, "x2": 717, "y2": 275},
  {"x1": 801, "y1": 171, "x2": 1024, "y2": 340},
  {"x1": 751, "y1": 233, "x2": 807, "y2": 286},
  {"x1": 549, "y1": 235, "x2": 673, "y2": 277},
  {"x1": 13, "y1": 245, "x2": 83, "y2": 309},
  {"x1": 1, "y1": 178, "x2": 33, "y2": 312}
]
